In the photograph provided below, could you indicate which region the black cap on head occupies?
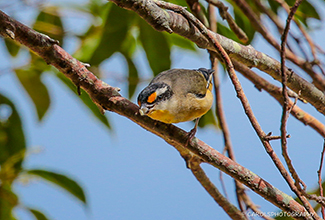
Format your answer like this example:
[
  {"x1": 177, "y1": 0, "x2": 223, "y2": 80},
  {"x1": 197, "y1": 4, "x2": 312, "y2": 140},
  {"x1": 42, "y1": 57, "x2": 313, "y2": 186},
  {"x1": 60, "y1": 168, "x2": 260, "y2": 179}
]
[
  {"x1": 137, "y1": 82, "x2": 173, "y2": 106},
  {"x1": 196, "y1": 68, "x2": 214, "y2": 82}
]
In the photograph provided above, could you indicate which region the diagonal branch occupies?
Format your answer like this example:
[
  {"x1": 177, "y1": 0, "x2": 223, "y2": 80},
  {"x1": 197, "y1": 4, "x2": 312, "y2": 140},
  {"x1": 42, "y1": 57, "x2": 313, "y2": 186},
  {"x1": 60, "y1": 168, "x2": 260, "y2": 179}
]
[
  {"x1": 0, "y1": 9, "x2": 314, "y2": 219},
  {"x1": 206, "y1": 0, "x2": 248, "y2": 43}
]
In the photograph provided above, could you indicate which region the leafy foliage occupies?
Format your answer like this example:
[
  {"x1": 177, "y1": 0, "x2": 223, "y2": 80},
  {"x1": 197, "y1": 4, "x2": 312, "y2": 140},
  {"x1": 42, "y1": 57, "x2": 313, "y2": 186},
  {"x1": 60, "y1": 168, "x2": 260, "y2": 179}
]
[
  {"x1": 27, "y1": 208, "x2": 49, "y2": 220},
  {"x1": 0, "y1": 94, "x2": 25, "y2": 172},
  {"x1": 14, "y1": 66, "x2": 50, "y2": 121},
  {"x1": 139, "y1": 19, "x2": 171, "y2": 75},
  {"x1": 27, "y1": 169, "x2": 87, "y2": 204}
]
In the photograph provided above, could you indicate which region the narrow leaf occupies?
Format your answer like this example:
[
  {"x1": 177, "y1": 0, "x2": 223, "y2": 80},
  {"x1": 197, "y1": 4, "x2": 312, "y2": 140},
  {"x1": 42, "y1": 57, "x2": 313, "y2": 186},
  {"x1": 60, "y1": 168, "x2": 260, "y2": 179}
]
[
  {"x1": 27, "y1": 208, "x2": 49, "y2": 220},
  {"x1": 217, "y1": 22, "x2": 241, "y2": 44},
  {"x1": 0, "y1": 184, "x2": 19, "y2": 220},
  {"x1": 27, "y1": 169, "x2": 87, "y2": 205},
  {"x1": 89, "y1": 3, "x2": 133, "y2": 66},
  {"x1": 33, "y1": 6, "x2": 64, "y2": 45},
  {"x1": 198, "y1": 109, "x2": 218, "y2": 128},
  {"x1": 4, "y1": 39, "x2": 20, "y2": 57},
  {"x1": 167, "y1": 33, "x2": 197, "y2": 51},
  {"x1": 233, "y1": 5, "x2": 256, "y2": 44},
  {"x1": 139, "y1": 19, "x2": 171, "y2": 75},
  {"x1": 123, "y1": 54, "x2": 139, "y2": 99},
  {"x1": 74, "y1": 2, "x2": 111, "y2": 61},
  {"x1": 14, "y1": 67, "x2": 50, "y2": 121},
  {"x1": 0, "y1": 93, "x2": 26, "y2": 171},
  {"x1": 286, "y1": 0, "x2": 320, "y2": 21},
  {"x1": 74, "y1": 25, "x2": 103, "y2": 61}
]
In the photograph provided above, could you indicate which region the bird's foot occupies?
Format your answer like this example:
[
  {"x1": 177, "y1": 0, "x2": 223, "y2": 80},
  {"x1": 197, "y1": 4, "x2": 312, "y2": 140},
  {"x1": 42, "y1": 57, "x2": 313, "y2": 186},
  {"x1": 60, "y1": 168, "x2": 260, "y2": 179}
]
[{"x1": 186, "y1": 127, "x2": 197, "y2": 146}]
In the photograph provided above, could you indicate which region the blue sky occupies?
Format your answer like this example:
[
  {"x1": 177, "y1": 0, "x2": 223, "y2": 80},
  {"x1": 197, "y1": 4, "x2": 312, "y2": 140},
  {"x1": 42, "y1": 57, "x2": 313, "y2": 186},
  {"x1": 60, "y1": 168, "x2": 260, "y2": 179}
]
[{"x1": 1, "y1": 1, "x2": 325, "y2": 219}]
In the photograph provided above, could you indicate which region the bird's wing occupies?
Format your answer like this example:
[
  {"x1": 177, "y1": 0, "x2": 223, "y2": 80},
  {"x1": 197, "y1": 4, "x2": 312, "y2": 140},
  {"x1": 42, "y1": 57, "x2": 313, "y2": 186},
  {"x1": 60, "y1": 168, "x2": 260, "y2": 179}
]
[{"x1": 151, "y1": 69, "x2": 208, "y2": 97}]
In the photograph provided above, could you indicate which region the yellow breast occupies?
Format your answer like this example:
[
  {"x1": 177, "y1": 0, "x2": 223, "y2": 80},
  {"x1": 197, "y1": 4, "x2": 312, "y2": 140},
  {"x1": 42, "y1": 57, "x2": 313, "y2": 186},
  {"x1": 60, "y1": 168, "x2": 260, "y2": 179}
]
[{"x1": 147, "y1": 110, "x2": 176, "y2": 124}]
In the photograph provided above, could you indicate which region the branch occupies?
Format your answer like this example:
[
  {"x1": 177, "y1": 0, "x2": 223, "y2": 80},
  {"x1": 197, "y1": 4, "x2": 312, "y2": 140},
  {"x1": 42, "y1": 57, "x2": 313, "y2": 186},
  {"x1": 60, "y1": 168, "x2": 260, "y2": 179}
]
[
  {"x1": 109, "y1": 0, "x2": 325, "y2": 117},
  {"x1": 279, "y1": 1, "x2": 316, "y2": 218},
  {"x1": 188, "y1": 157, "x2": 247, "y2": 220},
  {"x1": 206, "y1": 0, "x2": 248, "y2": 43},
  {"x1": 0, "y1": 9, "x2": 314, "y2": 219},
  {"x1": 231, "y1": 0, "x2": 325, "y2": 92},
  {"x1": 318, "y1": 140, "x2": 325, "y2": 218},
  {"x1": 231, "y1": 59, "x2": 325, "y2": 138}
]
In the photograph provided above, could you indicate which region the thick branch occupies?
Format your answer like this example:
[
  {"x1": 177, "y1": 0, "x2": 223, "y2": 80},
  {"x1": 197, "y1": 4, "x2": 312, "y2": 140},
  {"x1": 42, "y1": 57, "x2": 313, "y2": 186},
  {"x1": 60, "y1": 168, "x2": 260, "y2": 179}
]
[
  {"x1": 108, "y1": 0, "x2": 325, "y2": 116},
  {"x1": 0, "y1": 9, "x2": 313, "y2": 219}
]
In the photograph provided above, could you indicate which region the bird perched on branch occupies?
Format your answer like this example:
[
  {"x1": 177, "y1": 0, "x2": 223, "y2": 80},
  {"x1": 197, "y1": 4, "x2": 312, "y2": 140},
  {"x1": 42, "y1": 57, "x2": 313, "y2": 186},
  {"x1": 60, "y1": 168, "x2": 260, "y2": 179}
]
[{"x1": 137, "y1": 68, "x2": 214, "y2": 141}]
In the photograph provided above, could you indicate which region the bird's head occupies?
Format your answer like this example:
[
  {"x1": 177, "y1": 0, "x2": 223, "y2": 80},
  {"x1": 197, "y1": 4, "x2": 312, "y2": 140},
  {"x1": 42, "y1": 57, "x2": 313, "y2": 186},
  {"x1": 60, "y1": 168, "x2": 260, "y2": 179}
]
[{"x1": 137, "y1": 82, "x2": 173, "y2": 116}]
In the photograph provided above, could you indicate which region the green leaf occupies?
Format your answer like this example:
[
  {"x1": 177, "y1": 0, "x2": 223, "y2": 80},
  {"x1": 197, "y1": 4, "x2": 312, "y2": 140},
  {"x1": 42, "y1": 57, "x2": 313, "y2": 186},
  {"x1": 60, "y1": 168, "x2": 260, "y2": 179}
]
[
  {"x1": 119, "y1": 34, "x2": 139, "y2": 99},
  {"x1": 89, "y1": 3, "x2": 133, "y2": 66},
  {"x1": 139, "y1": 19, "x2": 171, "y2": 75},
  {"x1": 0, "y1": 93, "x2": 26, "y2": 171},
  {"x1": 167, "y1": 33, "x2": 197, "y2": 51},
  {"x1": 267, "y1": 0, "x2": 281, "y2": 13},
  {"x1": 286, "y1": 0, "x2": 320, "y2": 20},
  {"x1": 198, "y1": 109, "x2": 218, "y2": 128},
  {"x1": 233, "y1": 6, "x2": 256, "y2": 44},
  {"x1": 0, "y1": 184, "x2": 18, "y2": 220},
  {"x1": 120, "y1": 31, "x2": 137, "y2": 57},
  {"x1": 217, "y1": 22, "x2": 242, "y2": 44},
  {"x1": 74, "y1": 25, "x2": 104, "y2": 62},
  {"x1": 122, "y1": 53, "x2": 139, "y2": 99},
  {"x1": 166, "y1": 0, "x2": 188, "y2": 7},
  {"x1": 56, "y1": 72, "x2": 110, "y2": 129},
  {"x1": 27, "y1": 208, "x2": 49, "y2": 220},
  {"x1": 14, "y1": 66, "x2": 50, "y2": 121},
  {"x1": 74, "y1": 3, "x2": 111, "y2": 62},
  {"x1": 4, "y1": 39, "x2": 20, "y2": 57},
  {"x1": 33, "y1": 6, "x2": 64, "y2": 45},
  {"x1": 82, "y1": 0, "x2": 110, "y2": 18},
  {"x1": 27, "y1": 169, "x2": 87, "y2": 205}
]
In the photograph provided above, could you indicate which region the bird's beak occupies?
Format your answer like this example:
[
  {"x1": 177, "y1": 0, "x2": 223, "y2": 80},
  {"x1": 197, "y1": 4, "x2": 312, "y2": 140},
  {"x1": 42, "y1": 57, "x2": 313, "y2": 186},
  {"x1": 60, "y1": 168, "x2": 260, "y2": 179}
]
[{"x1": 139, "y1": 105, "x2": 150, "y2": 116}]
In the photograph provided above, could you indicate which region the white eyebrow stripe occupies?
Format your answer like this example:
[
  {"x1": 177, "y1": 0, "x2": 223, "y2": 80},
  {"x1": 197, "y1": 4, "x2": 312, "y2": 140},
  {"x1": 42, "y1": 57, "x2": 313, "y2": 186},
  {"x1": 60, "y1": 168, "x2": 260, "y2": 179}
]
[{"x1": 156, "y1": 86, "x2": 168, "y2": 96}]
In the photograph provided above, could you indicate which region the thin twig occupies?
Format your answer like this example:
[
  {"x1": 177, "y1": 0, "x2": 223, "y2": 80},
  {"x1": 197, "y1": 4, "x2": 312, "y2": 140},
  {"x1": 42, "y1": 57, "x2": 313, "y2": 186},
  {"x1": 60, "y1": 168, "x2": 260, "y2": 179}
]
[
  {"x1": 280, "y1": 0, "x2": 307, "y2": 198},
  {"x1": 317, "y1": 140, "x2": 325, "y2": 218},
  {"x1": 207, "y1": 5, "x2": 232, "y2": 202},
  {"x1": 264, "y1": 134, "x2": 290, "y2": 141},
  {"x1": 206, "y1": 0, "x2": 248, "y2": 43},
  {"x1": 186, "y1": 0, "x2": 209, "y2": 27}
]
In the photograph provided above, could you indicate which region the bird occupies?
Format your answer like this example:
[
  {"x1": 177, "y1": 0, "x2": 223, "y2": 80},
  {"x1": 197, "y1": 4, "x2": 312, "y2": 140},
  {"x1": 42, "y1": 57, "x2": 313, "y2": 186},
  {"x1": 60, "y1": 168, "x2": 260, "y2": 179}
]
[{"x1": 137, "y1": 68, "x2": 214, "y2": 142}]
